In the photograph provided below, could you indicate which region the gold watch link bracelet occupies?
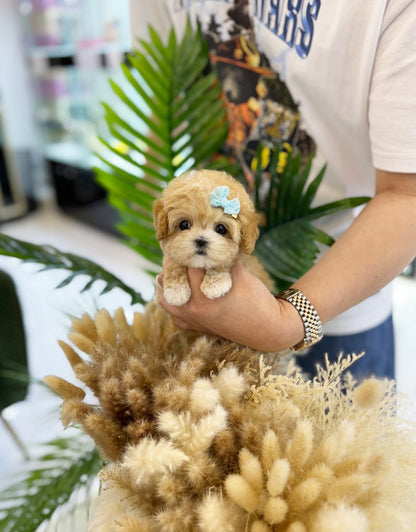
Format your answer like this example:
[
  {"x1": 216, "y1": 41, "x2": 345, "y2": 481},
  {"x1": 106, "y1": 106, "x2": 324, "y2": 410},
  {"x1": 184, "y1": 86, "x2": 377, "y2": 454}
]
[{"x1": 276, "y1": 288, "x2": 323, "y2": 352}]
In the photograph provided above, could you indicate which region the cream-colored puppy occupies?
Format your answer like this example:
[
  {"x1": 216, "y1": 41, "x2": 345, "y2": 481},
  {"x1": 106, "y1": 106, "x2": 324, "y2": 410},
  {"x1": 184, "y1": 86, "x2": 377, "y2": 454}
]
[{"x1": 153, "y1": 169, "x2": 274, "y2": 306}]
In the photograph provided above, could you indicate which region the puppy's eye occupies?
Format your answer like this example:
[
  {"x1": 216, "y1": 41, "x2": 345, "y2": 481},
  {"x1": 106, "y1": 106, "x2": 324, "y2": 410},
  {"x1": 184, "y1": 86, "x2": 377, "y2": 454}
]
[
  {"x1": 179, "y1": 220, "x2": 191, "y2": 230},
  {"x1": 215, "y1": 224, "x2": 228, "y2": 235}
]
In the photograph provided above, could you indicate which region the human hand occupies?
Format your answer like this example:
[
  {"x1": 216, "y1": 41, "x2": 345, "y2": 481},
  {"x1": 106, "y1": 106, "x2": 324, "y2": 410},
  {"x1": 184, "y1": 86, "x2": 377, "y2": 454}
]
[{"x1": 156, "y1": 260, "x2": 304, "y2": 352}]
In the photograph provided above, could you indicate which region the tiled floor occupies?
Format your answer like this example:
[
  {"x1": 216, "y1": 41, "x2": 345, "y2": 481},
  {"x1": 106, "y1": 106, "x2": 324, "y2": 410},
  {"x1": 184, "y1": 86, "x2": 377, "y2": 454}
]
[{"x1": 0, "y1": 200, "x2": 415, "y2": 487}]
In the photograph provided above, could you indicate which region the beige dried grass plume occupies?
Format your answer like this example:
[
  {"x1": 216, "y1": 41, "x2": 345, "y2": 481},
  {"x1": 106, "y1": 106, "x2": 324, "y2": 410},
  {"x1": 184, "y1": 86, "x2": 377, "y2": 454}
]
[
  {"x1": 44, "y1": 304, "x2": 416, "y2": 531},
  {"x1": 218, "y1": 356, "x2": 416, "y2": 531}
]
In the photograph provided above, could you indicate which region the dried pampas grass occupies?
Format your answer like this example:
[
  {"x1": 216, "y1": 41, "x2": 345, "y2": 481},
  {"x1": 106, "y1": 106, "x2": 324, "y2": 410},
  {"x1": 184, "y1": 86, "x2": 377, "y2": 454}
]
[
  {"x1": 44, "y1": 304, "x2": 416, "y2": 531},
  {"x1": 219, "y1": 356, "x2": 416, "y2": 531}
]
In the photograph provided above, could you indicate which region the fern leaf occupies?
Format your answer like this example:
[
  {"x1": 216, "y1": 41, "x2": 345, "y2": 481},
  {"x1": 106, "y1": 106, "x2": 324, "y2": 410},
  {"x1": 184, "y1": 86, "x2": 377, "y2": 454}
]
[
  {"x1": 253, "y1": 146, "x2": 370, "y2": 291},
  {"x1": 0, "y1": 436, "x2": 100, "y2": 532},
  {"x1": 0, "y1": 233, "x2": 146, "y2": 305},
  {"x1": 97, "y1": 17, "x2": 229, "y2": 271}
]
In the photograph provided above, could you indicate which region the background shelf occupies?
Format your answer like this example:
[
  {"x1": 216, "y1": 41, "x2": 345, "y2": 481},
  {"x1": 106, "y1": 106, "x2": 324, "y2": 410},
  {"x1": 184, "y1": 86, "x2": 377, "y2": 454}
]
[{"x1": 16, "y1": 0, "x2": 131, "y2": 228}]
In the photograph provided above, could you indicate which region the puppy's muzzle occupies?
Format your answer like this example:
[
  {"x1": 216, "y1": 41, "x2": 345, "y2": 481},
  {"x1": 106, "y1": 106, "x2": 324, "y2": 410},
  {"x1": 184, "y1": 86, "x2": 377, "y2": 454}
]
[{"x1": 194, "y1": 237, "x2": 208, "y2": 255}]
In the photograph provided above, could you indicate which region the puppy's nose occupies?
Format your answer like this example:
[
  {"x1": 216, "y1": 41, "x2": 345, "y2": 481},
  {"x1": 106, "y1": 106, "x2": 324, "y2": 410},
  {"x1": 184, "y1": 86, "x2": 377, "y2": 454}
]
[{"x1": 195, "y1": 238, "x2": 208, "y2": 249}]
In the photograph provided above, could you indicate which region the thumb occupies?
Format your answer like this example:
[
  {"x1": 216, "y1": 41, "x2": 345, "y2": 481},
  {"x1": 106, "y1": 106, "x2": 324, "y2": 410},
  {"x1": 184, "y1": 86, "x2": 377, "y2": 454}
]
[{"x1": 186, "y1": 267, "x2": 206, "y2": 298}]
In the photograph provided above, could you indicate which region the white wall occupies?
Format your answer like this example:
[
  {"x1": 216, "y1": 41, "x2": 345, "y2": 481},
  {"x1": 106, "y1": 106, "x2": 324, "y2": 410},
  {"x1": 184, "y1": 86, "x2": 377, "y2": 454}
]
[{"x1": 0, "y1": 0, "x2": 37, "y2": 151}]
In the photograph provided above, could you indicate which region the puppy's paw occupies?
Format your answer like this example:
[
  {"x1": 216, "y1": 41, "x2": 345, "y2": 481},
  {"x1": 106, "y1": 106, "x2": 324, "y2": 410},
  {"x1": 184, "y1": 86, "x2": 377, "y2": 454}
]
[
  {"x1": 201, "y1": 271, "x2": 232, "y2": 299},
  {"x1": 163, "y1": 284, "x2": 191, "y2": 306}
]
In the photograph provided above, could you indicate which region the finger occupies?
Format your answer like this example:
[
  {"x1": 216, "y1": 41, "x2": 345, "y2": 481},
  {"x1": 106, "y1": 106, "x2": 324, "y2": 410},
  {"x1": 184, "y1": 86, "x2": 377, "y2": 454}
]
[
  {"x1": 230, "y1": 259, "x2": 245, "y2": 277},
  {"x1": 172, "y1": 317, "x2": 208, "y2": 334},
  {"x1": 157, "y1": 293, "x2": 184, "y2": 318},
  {"x1": 186, "y1": 267, "x2": 206, "y2": 298},
  {"x1": 172, "y1": 317, "x2": 192, "y2": 330},
  {"x1": 162, "y1": 256, "x2": 172, "y2": 268},
  {"x1": 154, "y1": 274, "x2": 163, "y2": 299}
]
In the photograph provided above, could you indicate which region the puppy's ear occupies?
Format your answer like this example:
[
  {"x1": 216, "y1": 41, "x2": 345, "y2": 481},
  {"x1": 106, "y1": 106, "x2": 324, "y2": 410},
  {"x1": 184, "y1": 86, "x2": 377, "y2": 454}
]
[
  {"x1": 240, "y1": 211, "x2": 260, "y2": 254},
  {"x1": 153, "y1": 198, "x2": 169, "y2": 241}
]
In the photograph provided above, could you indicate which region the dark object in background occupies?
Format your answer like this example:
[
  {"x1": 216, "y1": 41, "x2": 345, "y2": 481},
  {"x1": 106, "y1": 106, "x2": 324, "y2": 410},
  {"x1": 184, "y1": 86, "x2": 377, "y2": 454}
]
[
  {"x1": 48, "y1": 159, "x2": 120, "y2": 236},
  {"x1": 49, "y1": 159, "x2": 105, "y2": 207},
  {"x1": 0, "y1": 270, "x2": 30, "y2": 459},
  {"x1": 0, "y1": 270, "x2": 28, "y2": 411}
]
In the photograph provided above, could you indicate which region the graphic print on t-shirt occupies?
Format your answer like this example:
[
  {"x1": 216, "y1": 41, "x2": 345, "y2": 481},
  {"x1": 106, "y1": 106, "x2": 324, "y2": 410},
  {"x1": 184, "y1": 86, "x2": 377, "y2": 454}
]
[
  {"x1": 173, "y1": 1, "x2": 320, "y2": 169},
  {"x1": 251, "y1": 0, "x2": 321, "y2": 59}
]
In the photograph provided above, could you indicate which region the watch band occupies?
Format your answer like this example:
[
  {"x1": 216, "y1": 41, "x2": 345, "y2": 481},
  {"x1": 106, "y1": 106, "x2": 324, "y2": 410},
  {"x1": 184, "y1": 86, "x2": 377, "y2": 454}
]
[{"x1": 277, "y1": 288, "x2": 323, "y2": 352}]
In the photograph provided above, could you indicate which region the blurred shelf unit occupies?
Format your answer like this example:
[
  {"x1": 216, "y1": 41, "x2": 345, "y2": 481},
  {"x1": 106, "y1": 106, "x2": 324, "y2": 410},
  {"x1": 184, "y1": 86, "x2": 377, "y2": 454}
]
[{"x1": 18, "y1": 0, "x2": 131, "y2": 227}]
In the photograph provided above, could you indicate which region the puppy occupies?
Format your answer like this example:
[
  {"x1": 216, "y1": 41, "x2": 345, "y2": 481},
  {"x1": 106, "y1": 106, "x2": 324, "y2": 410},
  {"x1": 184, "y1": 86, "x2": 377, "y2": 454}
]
[{"x1": 153, "y1": 169, "x2": 274, "y2": 306}]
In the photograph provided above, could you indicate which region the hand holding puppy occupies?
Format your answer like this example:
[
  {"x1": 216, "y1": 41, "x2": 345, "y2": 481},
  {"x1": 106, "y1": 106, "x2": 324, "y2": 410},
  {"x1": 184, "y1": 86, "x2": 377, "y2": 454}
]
[
  {"x1": 153, "y1": 170, "x2": 305, "y2": 351},
  {"x1": 156, "y1": 260, "x2": 305, "y2": 352}
]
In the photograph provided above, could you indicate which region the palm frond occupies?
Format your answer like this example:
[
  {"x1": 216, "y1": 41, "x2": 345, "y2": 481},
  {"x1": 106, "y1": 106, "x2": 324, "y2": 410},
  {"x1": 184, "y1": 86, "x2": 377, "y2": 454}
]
[
  {"x1": 253, "y1": 146, "x2": 370, "y2": 290},
  {"x1": 0, "y1": 233, "x2": 145, "y2": 305},
  {"x1": 0, "y1": 436, "x2": 101, "y2": 532},
  {"x1": 95, "y1": 17, "x2": 229, "y2": 270}
]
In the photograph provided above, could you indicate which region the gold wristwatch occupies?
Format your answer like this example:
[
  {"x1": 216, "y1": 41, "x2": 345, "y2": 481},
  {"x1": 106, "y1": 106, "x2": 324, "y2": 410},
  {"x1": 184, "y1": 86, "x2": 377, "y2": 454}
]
[{"x1": 277, "y1": 288, "x2": 323, "y2": 352}]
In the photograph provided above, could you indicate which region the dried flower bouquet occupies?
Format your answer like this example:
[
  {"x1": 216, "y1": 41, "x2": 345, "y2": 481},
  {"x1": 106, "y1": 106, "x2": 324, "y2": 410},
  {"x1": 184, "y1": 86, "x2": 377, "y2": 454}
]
[{"x1": 45, "y1": 302, "x2": 416, "y2": 532}]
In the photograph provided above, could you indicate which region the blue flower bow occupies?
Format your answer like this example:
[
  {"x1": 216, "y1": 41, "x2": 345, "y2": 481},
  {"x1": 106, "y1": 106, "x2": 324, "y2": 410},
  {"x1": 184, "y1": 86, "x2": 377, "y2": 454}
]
[{"x1": 209, "y1": 186, "x2": 241, "y2": 216}]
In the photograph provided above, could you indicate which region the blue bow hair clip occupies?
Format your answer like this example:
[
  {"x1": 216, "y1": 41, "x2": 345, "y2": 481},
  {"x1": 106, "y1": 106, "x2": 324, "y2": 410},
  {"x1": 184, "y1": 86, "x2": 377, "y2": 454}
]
[{"x1": 210, "y1": 186, "x2": 241, "y2": 217}]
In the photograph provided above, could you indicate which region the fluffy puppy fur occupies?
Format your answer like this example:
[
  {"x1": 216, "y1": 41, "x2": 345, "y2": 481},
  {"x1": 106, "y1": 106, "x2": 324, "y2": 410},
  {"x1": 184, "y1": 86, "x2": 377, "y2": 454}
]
[{"x1": 153, "y1": 169, "x2": 274, "y2": 306}]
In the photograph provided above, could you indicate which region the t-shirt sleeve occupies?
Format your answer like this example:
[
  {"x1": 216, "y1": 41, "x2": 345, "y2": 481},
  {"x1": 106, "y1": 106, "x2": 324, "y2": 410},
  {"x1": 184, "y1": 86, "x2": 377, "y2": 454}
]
[
  {"x1": 369, "y1": 1, "x2": 416, "y2": 173},
  {"x1": 129, "y1": 0, "x2": 172, "y2": 43}
]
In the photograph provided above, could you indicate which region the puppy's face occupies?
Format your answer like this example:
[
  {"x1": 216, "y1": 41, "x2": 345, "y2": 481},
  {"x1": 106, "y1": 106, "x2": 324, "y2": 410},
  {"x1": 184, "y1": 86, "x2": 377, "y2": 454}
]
[
  {"x1": 153, "y1": 170, "x2": 259, "y2": 269},
  {"x1": 160, "y1": 203, "x2": 241, "y2": 269}
]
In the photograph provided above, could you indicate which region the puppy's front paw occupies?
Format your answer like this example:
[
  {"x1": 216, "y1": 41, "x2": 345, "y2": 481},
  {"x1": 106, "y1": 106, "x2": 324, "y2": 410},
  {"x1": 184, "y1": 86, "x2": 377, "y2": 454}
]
[
  {"x1": 201, "y1": 271, "x2": 232, "y2": 299},
  {"x1": 163, "y1": 284, "x2": 191, "y2": 306}
]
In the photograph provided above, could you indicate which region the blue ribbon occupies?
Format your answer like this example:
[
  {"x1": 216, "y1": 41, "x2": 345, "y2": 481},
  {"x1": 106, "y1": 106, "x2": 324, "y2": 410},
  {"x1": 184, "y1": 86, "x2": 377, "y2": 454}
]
[{"x1": 209, "y1": 186, "x2": 241, "y2": 216}]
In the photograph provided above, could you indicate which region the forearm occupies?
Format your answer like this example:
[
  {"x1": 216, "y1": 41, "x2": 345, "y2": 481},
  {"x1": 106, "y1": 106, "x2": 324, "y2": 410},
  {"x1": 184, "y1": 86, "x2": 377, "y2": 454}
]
[{"x1": 295, "y1": 173, "x2": 416, "y2": 325}]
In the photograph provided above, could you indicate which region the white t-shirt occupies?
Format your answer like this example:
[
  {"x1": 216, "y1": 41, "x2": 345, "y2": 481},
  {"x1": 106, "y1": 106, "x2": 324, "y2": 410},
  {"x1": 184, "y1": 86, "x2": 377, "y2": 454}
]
[{"x1": 129, "y1": 0, "x2": 416, "y2": 335}]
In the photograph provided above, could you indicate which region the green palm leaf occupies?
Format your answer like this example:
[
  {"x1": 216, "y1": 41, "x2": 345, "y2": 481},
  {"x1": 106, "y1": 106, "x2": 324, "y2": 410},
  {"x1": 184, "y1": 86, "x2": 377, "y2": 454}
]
[
  {"x1": 95, "y1": 18, "x2": 229, "y2": 270},
  {"x1": 0, "y1": 233, "x2": 145, "y2": 305},
  {"x1": 253, "y1": 146, "x2": 370, "y2": 291},
  {"x1": 0, "y1": 436, "x2": 100, "y2": 532}
]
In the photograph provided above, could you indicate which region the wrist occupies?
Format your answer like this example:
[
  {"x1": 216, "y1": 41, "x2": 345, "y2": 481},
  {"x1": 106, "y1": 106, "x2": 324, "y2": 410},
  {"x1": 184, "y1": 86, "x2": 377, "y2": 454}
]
[
  {"x1": 234, "y1": 289, "x2": 305, "y2": 353},
  {"x1": 273, "y1": 297, "x2": 306, "y2": 351},
  {"x1": 276, "y1": 288, "x2": 323, "y2": 351}
]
